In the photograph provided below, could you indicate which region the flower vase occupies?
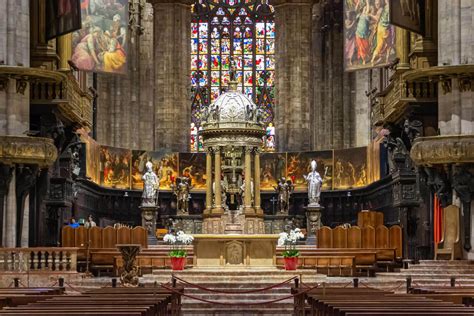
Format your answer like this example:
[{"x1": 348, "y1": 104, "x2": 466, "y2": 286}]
[
  {"x1": 284, "y1": 257, "x2": 298, "y2": 270},
  {"x1": 170, "y1": 257, "x2": 186, "y2": 270}
]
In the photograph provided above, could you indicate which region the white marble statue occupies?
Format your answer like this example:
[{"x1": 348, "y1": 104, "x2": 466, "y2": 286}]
[
  {"x1": 303, "y1": 160, "x2": 323, "y2": 207},
  {"x1": 142, "y1": 161, "x2": 159, "y2": 206}
]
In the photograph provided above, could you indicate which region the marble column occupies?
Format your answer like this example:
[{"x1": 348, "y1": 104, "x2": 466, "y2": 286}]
[
  {"x1": 396, "y1": 28, "x2": 410, "y2": 70},
  {"x1": 58, "y1": 33, "x2": 72, "y2": 71},
  {"x1": 20, "y1": 194, "x2": 29, "y2": 247},
  {"x1": 4, "y1": 170, "x2": 16, "y2": 248},
  {"x1": 151, "y1": 0, "x2": 192, "y2": 152},
  {"x1": 274, "y1": 0, "x2": 313, "y2": 151},
  {"x1": 244, "y1": 147, "x2": 253, "y2": 213},
  {"x1": 213, "y1": 147, "x2": 223, "y2": 214},
  {"x1": 205, "y1": 148, "x2": 213, "y2": 214},
  {"x1": 254, "y1": 148, "x2": 262, "y2": 214}
]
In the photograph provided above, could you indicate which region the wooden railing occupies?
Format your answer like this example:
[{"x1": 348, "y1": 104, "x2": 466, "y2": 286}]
[{"x1": 0, "y1": 248, "x2": 78, "y2": 273}]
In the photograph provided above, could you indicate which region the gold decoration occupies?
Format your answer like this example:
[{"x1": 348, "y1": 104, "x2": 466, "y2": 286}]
[
  {"x1": 410, "y1": 135, "x2": 474, "y2": 166},
  {"x1": 0, "y1": 136, "x2": 57, "y2": 167}
]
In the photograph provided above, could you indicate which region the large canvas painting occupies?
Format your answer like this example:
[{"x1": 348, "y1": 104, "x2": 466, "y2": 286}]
[
  {"x1": 333, "y1": 147, "x2": 368, "y2": 189},
  {"x1": 287, "y1": 151, "x2": 333, "y2": 191},
  {"x1": 77, "y1": 128, "x2": 100, "y2": 184},
  {"x1": 45, "y1": 0, "x2": 82, "y2": 40},
  {"x1": 389, "y1": 0, "x2": 425, "y2": 35},
  {"x1": 72, "y1": 0, "x2": 128, "y2": 73},
  {"x1": 99, "y1": 146, "x2": 131, "y2": 189},
  {"x1": 179, "y1": 153, "x2": 207, "y2": 190},
  {"x1": 344, "y1": 0, "x2": 396, "y2": 71},
  {"x1": 131, "y1": 151, "x2": 178, "y2": 190},
  {"x1": 260, "y1": 153, "x2": 287, "y2": 191}
]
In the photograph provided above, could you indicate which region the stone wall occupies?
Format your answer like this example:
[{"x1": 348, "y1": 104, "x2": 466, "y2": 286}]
[{"x1": 311, "y1": 1, "x2": 370, "y2": 151}]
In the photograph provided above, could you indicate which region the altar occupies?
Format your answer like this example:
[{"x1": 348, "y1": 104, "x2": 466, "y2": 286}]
[{"x1": 193, "y1": 234, "x2": 279, "y2": 267}]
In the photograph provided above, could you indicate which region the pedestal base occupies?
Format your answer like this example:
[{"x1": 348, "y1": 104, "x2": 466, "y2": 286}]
[
  {"x1": 305, "y1": 205, "x2": 324, "y2": 246},
  {"x1": 140, "y1": 205, "x2": 159, "y2": 238}
]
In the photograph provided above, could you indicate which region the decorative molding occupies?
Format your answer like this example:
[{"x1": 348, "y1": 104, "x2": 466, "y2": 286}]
[
  {"x1": 0, "y1": 136, "x2": 57, "y2": 167},
  {"x1": 411, "y1": 135, "x2": 474, "y2": 166}
]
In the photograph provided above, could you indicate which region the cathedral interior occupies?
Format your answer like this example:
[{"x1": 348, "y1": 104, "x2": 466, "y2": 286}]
[{"x1": 1, "y1": 0, "x2": 474, "y2": 315}]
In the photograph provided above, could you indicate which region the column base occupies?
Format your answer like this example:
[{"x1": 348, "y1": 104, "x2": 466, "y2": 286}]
[
  {"x1": 211, "y1": 207, "x2": 225, "y2": 215},
  {"x1": 254, "y1": 206, "x2": 264, "y2": 216},
  {"x1": 202, "y1": 217, "x2": 225, "y2": 234},
  {"x1": 243, "y1": 206, "x2": 256, "y2": 216}
]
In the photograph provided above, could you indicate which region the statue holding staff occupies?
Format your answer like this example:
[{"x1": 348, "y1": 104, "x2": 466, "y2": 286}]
[
  {"x1": 303, "y1": 160, "x2": 323, "y2": 207},
  {"x1": 142, "y1": 161, "x2": 160, "y2": 207}
]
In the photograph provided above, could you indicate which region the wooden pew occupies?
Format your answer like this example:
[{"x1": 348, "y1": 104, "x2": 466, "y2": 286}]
[
  {"x1": 0, "y1": 286, "x2": 181, "y2": 316},
  {"x1": 295, "y1": 287, "x2": 474, "y2": 316}
]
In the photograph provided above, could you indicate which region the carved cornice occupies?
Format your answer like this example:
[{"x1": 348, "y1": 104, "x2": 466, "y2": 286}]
[
  {"x1": 0, "y1": 136, "x2": 58, "y2": 167},
  {"x1": 410, "y1": 135, "x2": 474, "y2": 166},
  {"x1": 30, "y1": 70, "x2": 93, "y2": 128},
  {"x1": 372, "y1": 72, "x2": 437, "y2": 125}
]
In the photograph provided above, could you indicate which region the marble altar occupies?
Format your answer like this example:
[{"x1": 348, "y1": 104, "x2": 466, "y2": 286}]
[{"x1": 193, "y1": 234, "x2": 279, "y2": 267}]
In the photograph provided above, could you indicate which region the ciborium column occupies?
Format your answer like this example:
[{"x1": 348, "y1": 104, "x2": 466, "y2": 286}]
[
  {"x1": 243, "y1": 147, "x2": 254, "y2": 215},
  {"x1": 204, "y1": 148, "x2": 213, "y2": 215},
  {"x1": 254, "y1": 148, "x2": 262, "y2": 215}
]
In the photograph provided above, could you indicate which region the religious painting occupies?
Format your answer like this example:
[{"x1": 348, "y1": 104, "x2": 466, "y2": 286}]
[
  {"x1": 344, "y1": 0, "x2": 396, "y2": 71},
  {"x1": 72, "y1": 0, "x2": 128, "y2": 74},
  {"x1": 77, "y1": 128, "x2": 100, "y2": 184},
  {"x1": 99, "y1": 146, "x2": 131, "y2": 189},
  {"x1": 131, "y1": 151, "x2": 178, "y2": 190},
  {"x1": 260, "y1": 153, "x2": 287, "y2": 191},
  {"x1": 287, "y1": 151, "x2": 333, "y2": 191},
  {"x1": 45, "y1": 0, "x2": 82, "y2": 40},
  {"x1": 389, "y1": 0, "x2": 425, "y2": 35},
  {"x1": 333, "y1": 147, "x2": 368, "y2": 189},
  {"x1": 178, "y1": 153, "x2": 207, "y2": 190}
]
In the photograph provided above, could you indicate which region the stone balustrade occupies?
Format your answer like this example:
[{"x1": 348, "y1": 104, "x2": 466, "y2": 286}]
[{"x1": 0, "y1": 247, "x2": 78, "y2": 273}]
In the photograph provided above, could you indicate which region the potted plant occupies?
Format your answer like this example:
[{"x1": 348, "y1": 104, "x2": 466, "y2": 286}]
[
  {"x1": 278, "y1": 228, "x2": 304, "y2": 270},
  {"x1": 163, "y1": 231, "x2": 194, "y2": 270}
]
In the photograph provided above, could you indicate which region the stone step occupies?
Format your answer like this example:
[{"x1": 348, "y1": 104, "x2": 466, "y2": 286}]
[
  {"x1": 181, "y1": 293, "x2": 292, "y2": 300},
  {"x1": 181, "y1": 307, "x2": 293, "y2": 316}
]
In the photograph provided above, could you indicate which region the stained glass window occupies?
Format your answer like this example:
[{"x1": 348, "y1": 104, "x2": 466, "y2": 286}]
[{"x1": 190, "y1": 0, "x2": 276, "y2": 152}]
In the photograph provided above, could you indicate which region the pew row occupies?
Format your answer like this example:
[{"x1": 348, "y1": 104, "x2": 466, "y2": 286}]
[
  {"x1": 293, "y1": 286, "x2": 474, "y2": 316},
  {"x1": 0, "y1": 286, "x2": 182, "y2": 316}
]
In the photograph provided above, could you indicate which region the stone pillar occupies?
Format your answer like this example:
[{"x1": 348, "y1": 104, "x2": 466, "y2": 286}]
[
  {"x1": 96, "y1": 1, "x2": 155, "y2": 150},
  {"x1": 4, "y1": 169, "x2": 16, "y2": 248},
  {"x1": 205, "y1": 148, "x2": 213, "y2": 214},
  {"x1": 21, "y1": 194, "x2": 29, "y2": 247},
  {"x1": 213, "y1": 147, "x2": 223, "y2": 214},
  {"x1": 244, "y1": 147, "x2": 253, "y2": 213},
  {"x1": 438, "y1": 0, "x2": 474, "y2": 135},
  {"x1": 0, "y1": 0, "x2": 30, "y2": 136},
  {"x1": 254, "y1": 148, "x2": 262, "y2": 214},
  {"x1": 58, "y1": 33, "x2": 72, "y2": 71},
  {"x1": 152, "y1": 0, "x2": 191, "y2": 151},
  {"x1": 274, "y1": 0, "x2": 312, "y2": 151}
]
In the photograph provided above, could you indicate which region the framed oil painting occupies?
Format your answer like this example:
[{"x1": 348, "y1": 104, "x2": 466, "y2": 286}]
[
  {"x1": 178, "y1": 153, "x2": 207, "y2": 190},
  {"x1": 334, "y1": 147, "x2": 368, "y2": 189},
  {"x1": 287, "y1": 151, "x2": 333, "y2": 191},
  {"x1": 260, "y1": 153, "x2": 287, "y2": 192},
  {"x1": 99, "y1": 146, "x2": 131, "y2": 189}
]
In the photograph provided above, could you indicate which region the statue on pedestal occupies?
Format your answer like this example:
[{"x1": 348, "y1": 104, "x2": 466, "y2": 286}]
[
  {"x1": 141, "y1": 161, "x2": 159, "y2": 207},
  {"x1": 274, "y1": 177, "x2": 294, "y2": 214},
  {"x1": 303, "y1": 160, "x2": 323, "y2": 207},
  {"x1": 172, "y1": 177, "x2": 193, "y2": 215}
]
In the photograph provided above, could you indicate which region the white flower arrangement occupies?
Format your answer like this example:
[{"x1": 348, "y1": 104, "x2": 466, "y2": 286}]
[
  {"x1": 278, "y1": 228, "x2": 304, "y2": 258},
  {"x1": 163, "y1": 230, "x2": 194, "y2": 258}
]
